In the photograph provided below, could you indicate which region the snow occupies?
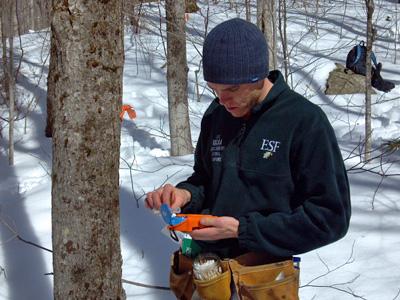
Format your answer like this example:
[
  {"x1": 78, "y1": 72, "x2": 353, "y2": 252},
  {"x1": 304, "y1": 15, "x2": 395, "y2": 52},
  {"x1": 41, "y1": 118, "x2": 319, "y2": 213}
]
[{"x1": 1, "y1": 1, "x2": 400, "y2": 299}]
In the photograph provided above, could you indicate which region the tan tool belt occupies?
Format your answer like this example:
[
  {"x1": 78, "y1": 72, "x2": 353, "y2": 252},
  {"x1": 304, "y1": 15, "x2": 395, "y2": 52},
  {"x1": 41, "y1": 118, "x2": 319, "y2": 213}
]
[{"x1": 169, "y1": 251, "x2": 300, "y2": 300}]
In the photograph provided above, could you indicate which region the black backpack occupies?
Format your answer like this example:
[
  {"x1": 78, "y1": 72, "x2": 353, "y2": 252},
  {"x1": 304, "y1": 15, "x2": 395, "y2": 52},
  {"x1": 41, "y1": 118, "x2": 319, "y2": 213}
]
[{"x1": 346, "y1": 41, "x2": 395, "y2": 93}]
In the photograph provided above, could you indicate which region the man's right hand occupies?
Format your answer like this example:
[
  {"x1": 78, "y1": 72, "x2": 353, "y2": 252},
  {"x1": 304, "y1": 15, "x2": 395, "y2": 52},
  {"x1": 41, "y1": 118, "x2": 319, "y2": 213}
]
[{"x1": 145, "y1": 184, "x2": 191, "y2": 211}]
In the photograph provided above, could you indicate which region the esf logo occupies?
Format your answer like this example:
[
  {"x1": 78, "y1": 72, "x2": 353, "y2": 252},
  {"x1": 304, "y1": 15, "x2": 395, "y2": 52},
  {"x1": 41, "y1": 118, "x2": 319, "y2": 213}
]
[
  {"x1": 260, "y1": 139, "x2": 281, "y2": 153},
  {"x1": 260, "y1": 139, "x2": 280, "y2": 159}
]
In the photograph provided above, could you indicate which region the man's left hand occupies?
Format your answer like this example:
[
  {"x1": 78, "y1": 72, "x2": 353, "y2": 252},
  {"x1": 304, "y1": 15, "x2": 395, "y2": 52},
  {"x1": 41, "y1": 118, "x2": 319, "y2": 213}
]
[{"x1": 189, "y1": 216, "x2": 239, "y2": 240}]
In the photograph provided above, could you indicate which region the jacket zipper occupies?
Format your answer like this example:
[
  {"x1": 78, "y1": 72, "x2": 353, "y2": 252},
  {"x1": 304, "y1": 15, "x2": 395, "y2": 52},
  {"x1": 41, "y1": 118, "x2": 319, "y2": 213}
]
[{"x1": 237, "y1": 122, "x2": 247, "y2": 145}]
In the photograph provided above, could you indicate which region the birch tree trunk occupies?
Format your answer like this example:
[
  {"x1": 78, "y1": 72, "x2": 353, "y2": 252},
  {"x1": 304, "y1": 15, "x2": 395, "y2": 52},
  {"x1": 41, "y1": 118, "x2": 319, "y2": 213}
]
[
  {"x1": 257, "y1": 0, "x2": 277, "y2": 70},
  {"x1": 51, "y1": 0, "x2": 125, "y2": 298},
  {"x1": 364, "y1": 0, "x2": 374, "y2": 162},
  {"x1": 165, "y1": 0, "x2": 193, "y2": 156}
]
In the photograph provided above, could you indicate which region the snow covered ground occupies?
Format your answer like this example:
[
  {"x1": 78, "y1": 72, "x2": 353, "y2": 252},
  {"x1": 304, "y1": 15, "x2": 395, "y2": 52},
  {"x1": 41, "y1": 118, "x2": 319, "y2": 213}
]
[{"x1": 1, "y1": 1, "x2": 400, "y2": 299}]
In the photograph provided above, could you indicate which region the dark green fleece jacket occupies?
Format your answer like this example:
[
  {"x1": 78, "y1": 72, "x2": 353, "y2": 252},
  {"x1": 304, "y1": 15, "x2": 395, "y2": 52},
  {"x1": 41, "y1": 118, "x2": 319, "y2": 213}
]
[{"x1": 177, "y1": 71, "x2": 351, "y2": 259}]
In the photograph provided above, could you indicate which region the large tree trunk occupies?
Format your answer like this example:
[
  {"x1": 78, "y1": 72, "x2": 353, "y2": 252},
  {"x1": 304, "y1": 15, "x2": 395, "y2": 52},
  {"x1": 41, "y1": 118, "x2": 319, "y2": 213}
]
[
  {"x1": 165, "y1": 0, "x2": 193, "y2": 156},
  {"x1": 257, "y1": 0, "x2": 277, "y2": 70},
  {"x1": 364, "y1": 0, "x2": 374, "y2": 162},
  {"x1": 51, "y1": 0, "x2": 125, "y2": 299}
]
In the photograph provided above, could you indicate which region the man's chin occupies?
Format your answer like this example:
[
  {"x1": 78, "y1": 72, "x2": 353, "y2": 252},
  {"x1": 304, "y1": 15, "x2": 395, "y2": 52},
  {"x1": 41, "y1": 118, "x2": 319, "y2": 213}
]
[
  {"x1": 228, "y1": 109, "x2": 248, "y2": 118},
  {"x1": 227, "y1": 107, "x2": 240, "y2": 116}
]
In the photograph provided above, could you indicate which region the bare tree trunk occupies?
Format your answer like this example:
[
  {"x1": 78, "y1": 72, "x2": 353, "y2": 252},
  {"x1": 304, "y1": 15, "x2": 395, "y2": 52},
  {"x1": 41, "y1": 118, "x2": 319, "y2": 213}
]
[
  {"x1": 41, "y1": 0, "x2": 51, "y2": 29},
  {"x1": 51, "y1": 0, "x2": 125, "y2": 298},
  {"x1": 2, "y1": 0, "x2": 15, "y2": 165},
  {"x1": 29, "y1": 0, "x2": 35, "y2": 29},
  {"x1": 1, "y1": 0, "x2": 10, "y2": 105},
  {"x1": 245, "y1": 0, "x2": 251, "y2": 21},
  {"x1": 364, "y1": 0, "x2": 375, "y2": 162},
  {"x1": 165, "y1": 0, "x2": 193, "y2": 156},
  {"x1": 1, "y1": 35, "x2": 5, "y2": 105},
  {"x1": 395, "y1": 2, "x2": 398, "y2": 64},
  {"x1": 257, "y1": 0, "x2": 277, "y2": 70},
  {"x1": 278, "y1": 0, "x2": 290, "y2": 82},
  {"x1": 340, "y1": 0, "x2": 348, "y2": 38},
  {"x1": 33, "y1": 0, "x2": 41, "y2": 30},
  {"x1": 315, "y1": 0, "x2": 320, "y2": 36},
  {"x1": 45, "y1": 33, "x2": 56, "y2": 138},
  {"x1": 124, "y1": 0, "x2": 141, "y2": 34},
  {"x1": 8, "y1": 34, "x2": 14, "y2": 166}
]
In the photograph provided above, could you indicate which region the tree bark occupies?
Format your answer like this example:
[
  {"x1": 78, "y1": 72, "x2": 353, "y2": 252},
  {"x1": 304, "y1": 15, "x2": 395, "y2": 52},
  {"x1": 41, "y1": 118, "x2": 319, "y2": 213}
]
[
  {"x1": 8, "y1": 32, "x2": 15, "y2": 166},
  {"x1": 257, "y1": 0, "x2": 277, "y2": 70},
  {"x1": 1, "y1": 0, "x2": 10, "y2": 105},
  {"x1": 364, "y1": 0, "x2": 374, "y2": 162},
  {"x1": 394, "y1": 2, "x2": 398, "y2": 64},
  {"x1": 278, "y1": 0, "x2": 289, "y2": 82},
  {"x1": 51, "y1": 0, "x2": 125, "y2": 298},
  {"x1": 1, "y1": 34, "x2": 6, "y2": 105},
  {"x1": 165, "y1": 0, "x2": 193, "y2": 156},
  {"x1": 45, "y1": 32, "x2": 56, "y2": 137},
  {"x1": 1, "y1": 0, "x2": 15, "y2": 164},
  {"x1": 245, "y1": 0, "x2": 251, "y2": 22}
]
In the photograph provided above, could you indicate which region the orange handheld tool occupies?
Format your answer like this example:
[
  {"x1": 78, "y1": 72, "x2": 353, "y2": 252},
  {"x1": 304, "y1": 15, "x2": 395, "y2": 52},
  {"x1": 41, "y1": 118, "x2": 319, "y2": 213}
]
[{"x1": 160, "y1": 204, "x2": 217, "y2": 233}]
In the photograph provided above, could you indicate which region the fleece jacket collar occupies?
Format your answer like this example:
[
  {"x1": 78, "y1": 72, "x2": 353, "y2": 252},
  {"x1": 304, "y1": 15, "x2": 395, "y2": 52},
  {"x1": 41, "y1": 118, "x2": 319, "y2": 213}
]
[{"x1": 250, "y1": 70, "x2": 289, "y2": 115}]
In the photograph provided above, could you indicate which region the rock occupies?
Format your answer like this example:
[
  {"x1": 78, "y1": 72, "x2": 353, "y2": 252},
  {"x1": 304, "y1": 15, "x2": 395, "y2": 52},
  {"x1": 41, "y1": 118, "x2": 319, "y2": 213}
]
[
  {"x1": 185, "y1": 0, "x2": 200, "y2": 13},
  {"x1": 325, "y1": 63, "x2": 376, "y2": 95}
]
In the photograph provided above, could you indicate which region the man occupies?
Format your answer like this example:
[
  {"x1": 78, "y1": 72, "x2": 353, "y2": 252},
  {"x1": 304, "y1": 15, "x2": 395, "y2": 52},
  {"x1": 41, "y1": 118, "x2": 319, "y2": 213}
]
[{"x1": 146, "y1": 18, "x2": 350, "y2": 298}]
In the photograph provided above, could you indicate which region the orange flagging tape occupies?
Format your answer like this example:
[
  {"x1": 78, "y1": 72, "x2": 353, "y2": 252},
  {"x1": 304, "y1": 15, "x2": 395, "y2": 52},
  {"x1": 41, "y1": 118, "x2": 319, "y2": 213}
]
[{"x1": 120, "y1": 104, "x2": 136, "y2": 121}]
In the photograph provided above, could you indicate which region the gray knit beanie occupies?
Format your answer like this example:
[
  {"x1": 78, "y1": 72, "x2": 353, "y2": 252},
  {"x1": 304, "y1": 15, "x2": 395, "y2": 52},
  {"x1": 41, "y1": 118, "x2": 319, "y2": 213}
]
[{"x1": 202, "y1": 18, "x2": 269, "y2": 84}]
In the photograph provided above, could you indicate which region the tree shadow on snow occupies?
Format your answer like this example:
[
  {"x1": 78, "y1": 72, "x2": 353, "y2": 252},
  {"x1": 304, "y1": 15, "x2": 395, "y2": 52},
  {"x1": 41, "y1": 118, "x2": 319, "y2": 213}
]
[
  {"x1": 0, "y1": 58, "x2": 55, "y2": 298},
  {"x1": 119, "y1": 187, "x2": 176, "y2": 299},
  {"x1": 0, "y1": 148, "x2": 53, "y2": 300},
  {"x1": 122, "y1": 120, "x2": 164, "y2": 150}
]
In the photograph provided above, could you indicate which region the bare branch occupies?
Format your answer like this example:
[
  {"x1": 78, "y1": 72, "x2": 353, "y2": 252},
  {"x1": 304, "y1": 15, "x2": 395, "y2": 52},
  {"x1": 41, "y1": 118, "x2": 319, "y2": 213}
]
[{"x1": 301, "y1": 241, "x2": 366, "y2": 299}]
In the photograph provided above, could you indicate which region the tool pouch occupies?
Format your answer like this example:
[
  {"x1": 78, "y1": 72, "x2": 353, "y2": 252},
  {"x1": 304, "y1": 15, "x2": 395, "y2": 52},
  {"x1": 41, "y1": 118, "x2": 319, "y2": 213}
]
[
  {"x1": 193, "y1": 260, "x2": 231, "y2": 300},
  {"x1": 229, "y1": 253, "x2": 299, "y2": 300},
  {"x1": 169, "y1": 251, "x2": 195, "y2": 300}
]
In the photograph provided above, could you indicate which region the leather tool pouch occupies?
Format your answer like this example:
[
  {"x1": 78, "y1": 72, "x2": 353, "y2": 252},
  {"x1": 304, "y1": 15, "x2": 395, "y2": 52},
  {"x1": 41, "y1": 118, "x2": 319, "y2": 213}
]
[
  {"x1": 229, "y1": 253, "x2": 299, "y2": 300},
  {"x1": 169, "y1": 251, "x2": 195, "y2": 300},
  {"x1": 170, "y1": 251, "x2": 299, "y2": 300},
  {"x1": 193, "y1": 260, "x2": 231, "y2": 300}
]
